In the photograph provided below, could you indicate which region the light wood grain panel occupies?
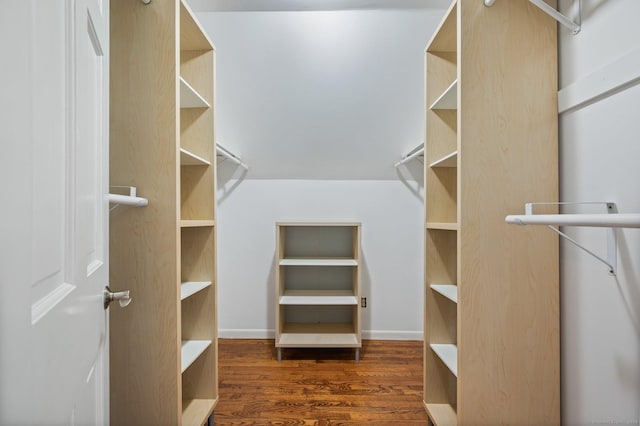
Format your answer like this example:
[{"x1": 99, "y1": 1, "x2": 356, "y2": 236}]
[
  {"x1": 181, "y1": 108, "x2": 213, "y2": 161},
  {"x1": 426, "y1": 0, "x2": 457, "y2": 53},
  {"x1": 456, "y1": 0, "x2": 559, "y2": 424},
  {"x1": 180, "y1": 0, "x2": 214, "y2": 51},
  {"x1": 425, "y1": 53, "x2": 457, "y2": 110},
  {"x1": 181, "y1": 226, "x2": 215, "y2": 283},
  {"x1": 182, "y1": 399, "x2": 217, "y2": 426},
  {"x1": 426, "y1": 109, "x2": 457, "y2": 166},
  {"x1": 181, "y1": 285, "x2": 218, "y2": 403},
  {"x1": 181, "y1": 50, "x2": 213, "y2": 110},
  {"x1": 426, "y1": 167, "x2": 457, "y2": 224},
  {"x1": 181, "y1": 165, "x2": 214, "y2": 221},
  {"x1": 109, "y1": 0, "x2": 181, "y2": 424}
]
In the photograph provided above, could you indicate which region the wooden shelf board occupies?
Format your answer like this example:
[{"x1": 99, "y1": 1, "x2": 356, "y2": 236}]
[
  {"x1": 180, "y1": 148, "x2": 210, "y2": 166},
  {"x1": 278, "y1": 323, "x2": 359, "y2": 347},
  {"x1": 181, "y1": 340, "x2": 211, "y2": 373},
  {"x1": 430, "y1": 344, "x2": 458, "y2": 377},
  {"x1": 180, "y1": 281, "x2": 212, "y2": 301},
  {"x1": 180, "y1": 220, "x2": 215, "y2": 228},
  {"x1": 180, "y1": 77, "x2": 210, "y2": 109},
  {"x1": 279, "y1": 290, "x2": 358, "y2": 305},
  {"x1": 182, "y1": 398, "x2": 218, "y2": 426},
  {"x1": 430, "y1": 284, "x2": 458, "y2": 304},
  {"x1": 424, "y1": 402, "x2": 457, "y2": 426},
  {"x1": 429, "y1": 151, "x2": 458, "y2": 168},
  {"x1": 279, "y1": 258, "x2": 358, "y2": 267},
  {"x1": 430, "y1": 79, "x2": 457, "y2": 110},
  {"x1": 426, "y1": 222, "x2": 458, "y2": 231}
]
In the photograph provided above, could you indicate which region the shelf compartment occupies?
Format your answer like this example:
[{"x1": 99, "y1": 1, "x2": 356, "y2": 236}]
[
  {"x1": 279, "y1": 290, "x2": 358, "y2": 305},
  {"x1": 430, "y1": 151, "x2": 457, "y2": 168},
  {"x1": 180, "y1": 77, "x2": 210, "y2": 109},
  {"x1": 180, "y1": 148, "x2": 210, "y2": 166},
  {"x1": 182, "y1": 398, "x2": 217, "y2": 426},
  {"x1": 181, "y1": 340, "x2": 211, "y2": 373},
  {"x1": 430, "y1": 284, "x2": 458, "y2": 304},
  {"x1": 426, "y1": 223, "x2": 458, "y2": 231},
  {"x1": 181, "y1": 281, "x2": 212, "y2": 301},
  {"x1": 424, "y1": 403, "x2": 457, "y2": 426},
  {"x1": 181, "y1": 165, "x2": 215, "y2": 221},
  {"x1": 430, "y1": 80, "x2": 457, "y2": 110},
  {"x1": 430, "y1": 344, "x2": 458, "y2": 377},
  {"x1": 278, "y1": 323, "x2": 359, "y2": 347},
  {"x1": 280, "y1": 224, "x2": 359, "y2": 260},
  {"x1": 279, "y1": 258, "x2": 358, "y2": 267}
]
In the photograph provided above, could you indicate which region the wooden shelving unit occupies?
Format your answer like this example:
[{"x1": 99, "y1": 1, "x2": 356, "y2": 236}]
[
  {"x1": 110, "y1": 1, "x2": 218, "y2": 425},
  {"x1": 423, "y1": 1, "x2": 560, "y2": 425},
  {"x1": 275, "y1": 223, "x2": 362, "y2": 362}
]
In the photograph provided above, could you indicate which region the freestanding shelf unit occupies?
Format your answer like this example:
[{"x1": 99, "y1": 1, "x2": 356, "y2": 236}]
[
  {"x1": 109, "y1": 1, "x2": 218, "y2": 424},
  {"x1": 423, "y1": 0, "x2": 560, "y2": 424},
  {"x1": 275, "y1": 223, "x2": 362, "y2": 362}
]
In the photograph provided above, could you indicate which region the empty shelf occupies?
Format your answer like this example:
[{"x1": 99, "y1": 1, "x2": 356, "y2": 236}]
[
  {"x1": 279, "y1": 290, "x2": 358, "y2": 305},
  {"x1": 425, "y1": 403, "x2": 457, "y2": 426},
  {"x1": 429, "y1": 151, "x2": 458, "y2": 168},
  {"x1": 180, "y1": 281, "x2": 212, "y2": 301},
  {"x1": 180, "y1": 220, "x2": 215, "y2": 228},
  {"x1": 180, "y1": 77, "x2": 210, "y2": 109},
  {"x1": 181, "y1": 340, "x2": 211, "y2": 373},
  {"x1": 279, "y1": 258, "x2": 358, "y2": 266},
  {"x1": 430, "y1": 284, "x2": 458, "y2": 303},
  {"x1": 430, "y1": 80, "x2": 457, "y2": 110},
  {"x1": 182, "y1": 398, "x2": 217, "y2": 426},
  {"x1": 278, "y1": 323, "x2": 359, "y2": 347},
  {"x1": 426, "y1": 222, "x2": 459, "y2": 231},
  {"x1": 430, "y1": 344, "x2": 457, "y2": 377},
  {"x1": 180, "y1": 148, "x2": 210, "y2": 166}
]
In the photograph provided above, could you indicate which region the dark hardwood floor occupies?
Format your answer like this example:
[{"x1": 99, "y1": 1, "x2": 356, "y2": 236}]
[{"x1": 215, "y1": 339, "x2": 428, "y2": 425}]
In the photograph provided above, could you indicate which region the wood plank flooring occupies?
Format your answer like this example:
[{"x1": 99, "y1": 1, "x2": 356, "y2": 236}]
[{"x1": 215, "y1": 339, "x2": 428, "y2": 425}]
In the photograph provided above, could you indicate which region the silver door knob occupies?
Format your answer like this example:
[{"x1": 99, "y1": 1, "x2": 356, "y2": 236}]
[{"x1": 104, "y1": 286, "x2": 132, "y2": 309}]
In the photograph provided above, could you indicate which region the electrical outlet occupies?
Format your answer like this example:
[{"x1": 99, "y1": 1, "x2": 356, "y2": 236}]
[{"x1": 361, "y1": 297, "x2": 367, "y2": 308}]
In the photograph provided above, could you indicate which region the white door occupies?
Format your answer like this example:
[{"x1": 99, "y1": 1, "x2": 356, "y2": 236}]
[{"x1": 0, "y1": 0, "x2": 111, "y2": 424}]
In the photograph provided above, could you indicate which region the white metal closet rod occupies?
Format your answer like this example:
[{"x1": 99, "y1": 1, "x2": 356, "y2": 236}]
[
  {"x1": 505, "y1": 213, "x2": 640, "y2": 228},
  {"x1": 108, "y1": 193, "x2": 149, "y2": 207},
  {"x1": 108, "y1": 186, "x2": 149, "y2": 210},
  {"x1": 484, "y1": 0, "x2": 581, "y2": 35},
  {"x1": 394, "y1": 146, "x2": 424, "y2": 168},
  {"x1": 216, "y1": 143, "x2": 249, "y2": 170}
]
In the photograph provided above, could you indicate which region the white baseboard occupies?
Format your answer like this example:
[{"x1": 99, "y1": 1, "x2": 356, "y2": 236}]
[{"x1": 218, "y1": 329, "x2": 423, "y2": 341}]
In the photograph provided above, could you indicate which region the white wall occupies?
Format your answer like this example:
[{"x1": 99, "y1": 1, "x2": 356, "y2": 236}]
[
  {"x1": 558, "y1": 1, "x2": 640, "y2": 424},
  {"x1": 196, "y1": 9, "x2": 444, "y2": 179},
  {"x1": 194, "y1": 8, "x2": 441, "y2": 339},
  {"x1": 216, "y1": 178, "x2": 423, "y2": 339}
]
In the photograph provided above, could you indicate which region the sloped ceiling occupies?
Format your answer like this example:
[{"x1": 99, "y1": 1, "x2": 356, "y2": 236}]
[{"x1": 189, "y1": 1, "x2": 448, "y2": 179}]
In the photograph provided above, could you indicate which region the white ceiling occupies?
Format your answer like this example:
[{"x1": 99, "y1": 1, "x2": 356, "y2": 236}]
[{"x1": 188, "y1": 0, "x2": 452, "y2": 12}]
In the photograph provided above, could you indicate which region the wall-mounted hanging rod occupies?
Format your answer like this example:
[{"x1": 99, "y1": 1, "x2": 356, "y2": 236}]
[
  {"x1": 506, "y1": 202, "x2": 640, "y2": 276},
  {"x1": 109, "y1": 186, "x2": 149, "y2": 212},
  {"x1": 394, "y1": 143, "x2": 424, "y2": 168},
  {"x1": 484, "y1": 0, "x2": 581, "y2": 35},
  {"x1": 216, "y1": 143, "x2": 249, "y2": 170}
]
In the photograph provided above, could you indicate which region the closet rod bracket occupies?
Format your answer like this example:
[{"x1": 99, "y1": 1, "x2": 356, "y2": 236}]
[
  {"x1": 506, "y1": 202, "x2": 630, "y2": 276},
  {"x1": 484, "y1": 0, "x2": 581, "y2": 35}
]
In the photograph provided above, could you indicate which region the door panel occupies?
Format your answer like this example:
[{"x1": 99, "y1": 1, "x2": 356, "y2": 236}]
[{"x1": 0, "y1": 0, "x2": 110, "y2": 424}]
